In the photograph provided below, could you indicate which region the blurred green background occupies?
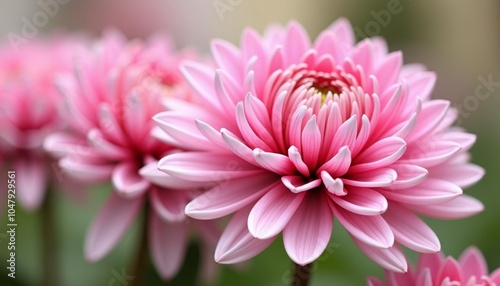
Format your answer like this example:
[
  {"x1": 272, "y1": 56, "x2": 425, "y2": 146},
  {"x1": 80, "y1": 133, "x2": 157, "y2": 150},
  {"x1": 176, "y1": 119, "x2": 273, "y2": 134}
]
[{"x1": 1, "y1": 0, "x2": 499, "y2": 285}]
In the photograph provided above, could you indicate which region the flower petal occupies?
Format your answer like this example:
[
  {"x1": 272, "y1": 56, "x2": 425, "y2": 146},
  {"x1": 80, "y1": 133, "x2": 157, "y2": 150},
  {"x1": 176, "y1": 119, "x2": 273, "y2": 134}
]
[
  {"x1": 253, "y1": 148, "x2": 296, "y2": 175},
  {"x1": 159, "y1": 152, "x2": 261, "y2": 182},
  {"x1": 354, "y1": 239, "x2": 408, "y2": 273},
  {"x1": 331, "y1": 187, "x2": 388, "y2": 215},
  {"x1": 383, "y1": 203, "x2": 440, "y2": 253},
  {"x1": 248, "y1": 184, "x2": 305, "y2": 239},
  {"x1": 14, "y1": 156, "x2": 47, "y2": 211},
  {"x1": 215, "y1": 206, "x2": 275, "y2": 264},
  {"x1": 150, "y1": 187, "x2": 188, "y2": 222},
  {"x1": 351, "y1": 137, "x2": 406, "y2": 173},
  {"x1": 380, "y1": 178, "x2": 462, "y2": 205},
  {"x1": 185, "y1": 176, "x2": 278, "y2": 219},
  {"x1": 408, "y1": 195, "x2": 484, "y2": 219},
  {"x1": 332, "y1": 203, "x2": 394, "y2": 248},
  {"x1": 458, "y1": 247, "x2": 488, "y2": 279},
  {"x1": 283, "y1": 193, "x2": 333, "y2": 265},
  {"x1": 85, "y1": 193, "x2": 144, "y2": 262},
  {"x1": 112, "y1": 163, "x2": 150, "y2": 198},
  {"x1": 149, "y1": 211, "x2": 188, "y2": 280}
]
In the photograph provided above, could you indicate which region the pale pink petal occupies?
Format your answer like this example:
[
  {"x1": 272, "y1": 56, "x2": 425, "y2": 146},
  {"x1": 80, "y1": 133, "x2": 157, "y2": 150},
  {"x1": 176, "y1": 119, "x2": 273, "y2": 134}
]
[
  {"x1": 402, "y1": 141, "x2": 461, "y2": 168},
  {"x1": 284, "y1": 21, "x2": 311, "y2": 65},
  {"x1": 428, "y1": 164, "x2": 484, "y2": 188},
  {"x1": 387, "y1": 164, "x2": 429, "y2": 190},
  {"x1": 351, "y1": 137, "x2": 406, "y2": 173},
  {"x1": 330, "y1": 187, "x2": 388, "y2": 216},
  {"x1": 221, "y1": 129, "x2": 257, "y2": 165},
  {"x1": 14, "y1": 156, "x2": 48, "y2": 211},
  {"x1": 211, "y1": 39, "x2": 242, "y2": 80},
  {"x1": 417, "y1": 252, "x2": 444, "y2": 281},
  {"x1": 253, "y1": 148, "x2": 296, "y2": 175},
  {"x1": 288, "y1": 145, "x2": 311, "y2": 177},
  {"x1": 180, "y1": 61, "x2": 222, "y2": 112},
  {"x1": 248, "y1": 184, "x2": 305, "y2": 239},
  {"x1": 326, "y1": 116, "x2": 357, "y2": 159},
  {"x1": 342, "y1": 168, "x2": 397, "y2": 188},
  {"x1": 408, "y1": 195, "x2": 484, "y2": 219},
  {"x1": 215, "y1": 207, "x2": 275, "y2": 264},
  {"x1": 281, "y1": 176, "x2": 322, "y2": 194},
  {"x1": 490, "y1": 269, "x2": 500, "y2": 284},
  {"x1": 332, "y1": 203, "x2": 394, "y2": 248},
  {"x1": 139, "y1": 161, "x2": 207, "y2": 189},
  {"x1": 407, "y1": 99, "x2": 448, "y2": 142},
  {"x1": 301, "y1": 116, "x2": 322, "y2": 169},
  {"x1": 150, "y1": 187, "x2": 188, "y2": 222},
  {"x1": 318, "y1": 146, "x2": 351, "y2": 176},
  {"x1": 59, "y1": 157, "x2": 114, "y2": 182},
  {"x1": 458, "y1": 246, "x2": 488, "y2": 279},
  {"x1": 366, "y1": 277, "x2": 386, "y2": 286},
  {"x1": 321, "y1": 171, "x2": 347, "y2": 196},
  {"x1": 149, "y1": 211, "x2": 188, "y2": 280},
  {"x1": 380, "y1": 178, "x2": 462, "y2": 205},
  {"x1": 354, "y1": 239, "x2": 408, "y2": 273},
  {"x1": 85, "y1": 193, "x2": 144, "y2": 262},
  {"x1": 185, "y1": 176, "x2": 279, "y2": 219},
  {"x1": 416, "y1": 269, "x2": 433, "y2": 286},
  {"x1": 383, "y1": 204, "x2": 440, "y2": 253},
  {"x1": 159, "y1": 152, "x2": 262, "y2": 182},
  {"x1": 283, "y1": 193, "x2": 333, "y2": 265},
  {"x1": 406, "y1": 72, "x2": 436, "y2": 102},
  {"x1": 436, "y1": 258, "x2": 463, "y2": 284},
  {"x1": 112, "y1": 163, "x2": 150, "y2": 198}
]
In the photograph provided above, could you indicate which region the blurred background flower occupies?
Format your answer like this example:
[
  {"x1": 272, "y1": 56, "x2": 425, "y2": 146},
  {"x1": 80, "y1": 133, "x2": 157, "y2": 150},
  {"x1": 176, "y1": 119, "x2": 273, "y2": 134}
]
[{"x1": 0, "y1": 1, "x2": 499, "y2": 285}]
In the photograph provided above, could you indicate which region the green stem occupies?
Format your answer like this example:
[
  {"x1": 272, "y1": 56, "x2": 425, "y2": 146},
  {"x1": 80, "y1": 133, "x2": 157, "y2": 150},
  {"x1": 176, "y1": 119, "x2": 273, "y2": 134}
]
[
  {"x1": 41, "y1": 190, "x2": 59, "y2": 286},
  {"x1": 130, "y1": 209, "x2": 150, "y2": 286},
  {"x1": 292, "y1": 262, "x2": 313, "y2": 286}
]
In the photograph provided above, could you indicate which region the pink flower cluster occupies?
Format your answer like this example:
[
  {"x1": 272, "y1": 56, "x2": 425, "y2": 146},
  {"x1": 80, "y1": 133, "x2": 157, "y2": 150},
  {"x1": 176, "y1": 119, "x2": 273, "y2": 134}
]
[
  {"x1": 368, "y1": 247, "x2": 500, "y2": 286},
  {"x1": 0, "y1": 17, "x2": 488, "y2": 283}
]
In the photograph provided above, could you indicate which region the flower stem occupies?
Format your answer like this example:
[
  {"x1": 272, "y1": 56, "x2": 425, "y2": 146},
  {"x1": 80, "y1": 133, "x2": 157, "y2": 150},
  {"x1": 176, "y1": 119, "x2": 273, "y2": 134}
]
[
  {"x1": 130, "y1": 208, "x2": 150, "y2": 286},
  {"x1": 41, "y1": 190, "x2": 59, "y2": 286},
  {"x1": 292, "y1": 262, "x2": 313, "y2": 286}
]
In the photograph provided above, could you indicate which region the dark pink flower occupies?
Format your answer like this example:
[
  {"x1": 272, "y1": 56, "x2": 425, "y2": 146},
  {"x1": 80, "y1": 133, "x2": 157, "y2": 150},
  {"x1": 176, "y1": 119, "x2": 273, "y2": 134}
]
[
  {"x1": 155, "y1": 19, "x2": 484, "y2": 271},
  {"x1": 368, "y1": 247, "x2": 500, "y2": 286},
  {"x1": 44, "y1": 31, "x2": 218, "y2": 280}
]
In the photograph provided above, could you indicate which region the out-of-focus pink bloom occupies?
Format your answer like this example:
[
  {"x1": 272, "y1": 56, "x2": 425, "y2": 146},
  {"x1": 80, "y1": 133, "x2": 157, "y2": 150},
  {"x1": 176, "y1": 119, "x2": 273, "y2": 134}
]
[
  {"x1": 0, "y1": 36, "x2": 81, "y2": 210},
  {"x1": 44, "y1": 31, "x2": 218, "y2": 280},
  {"x1": 368, "y1": 247, "x2": 500, "y2": 286},
  {"x1": 155, "y1": 19, "x2": 485, "y2": 272}
]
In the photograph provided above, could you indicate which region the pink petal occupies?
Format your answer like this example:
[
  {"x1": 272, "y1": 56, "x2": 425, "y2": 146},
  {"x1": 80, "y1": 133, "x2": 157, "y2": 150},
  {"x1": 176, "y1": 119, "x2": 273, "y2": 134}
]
[
  {"x1": 327, "y1": 18, "x2": 355, "y2": 56},
  {"x1": 236, "y1": 102, "x2": 273, "y2": 151},
  {"x1": 159, "y1": 152, "x2": 262, "y2": 182},
  {"x1": 195, "y1": 120, "x2": 227, "y2": 149},
  {"x1": 288, "y1": 146, "x2": 311, "y2": 177},
  {"x1": 326, "y1": 115, "x2": 357, "y2": 159},
  {"x1": 215, "y1": 207, "x2": 275, "y2": 264},
  {"x1": 436, "y1": 258, "x2": 463, "y2": 284},
  {"x1": 402, "y1": 141, "x2": 461, "y2": 168},
  {"x1": 253, "y1": 148, "x2": 296, "y2": 175},
  {"x1": 112, "y1": 163, "x2": 150, "y2": 198},
  {"x1": 59, "y1": 157, "x2": 114, "y2": 183},
  {"x1": 180, "y1": 61, "x2": 222, "y2": 112},
  {"x1": 301, "y1": 116, "x2": 321, "y2": 169},
  {"x1": 283, "y1": 193, "x2": 333, "y2": 265},
  {"x1": 380, "y1": 178, "x2": 462, "y2": 205},
  {"x1": 383, "y1": 203, "x2": 440, "y2": 253},
  {"x1": 85, "y1": 193, "x2": 144, "y2": 262},
  {"x1": 417, "y1": 252, "x2": 444, "y2": 282},
  {"x1": 332, "y1": 203, "x2": 394, "y2": 248},
  {"x1": 458, "y1": 246, "x2": 488, "y2": 280},
  {"x1": 281, "y1": 176, "x2": 322, "y2": 194},
  {"x1": 318, "y1": 146, "x2": 351, "y2": 177},
  {"x1": 248, "y1": 184, "x2": 305, "y2": 239},
  {"x1": 354, "y1": 239, "x2": 408, "y2": 273},
  {"x1": 416, "y1": 269, "x2": 433, "y2": 286},
  {"x1": 408, "y1": 195, "x2": 484, "y2": 219},
  {"x1": 331, "y1": 187, "x2": 388, "y2": 215},
  {"x1": 221, "y1": 129, "x2": 257, "y2": 165},
  {"x1": 490, "y1": 269, "x2": 500, "y2": 284},
  {"x1": 407, "y1": 99, "x2": 448, "y2": 143},
  {"x1": 387, "y1": 164, "x2": 429, "y2": 190},
  {"x1": 14, "y1": 156, "x2": 47, "y2": 211},
  {"x1": 149, "y1": 211, "x2": 188, "y2": 280},
  {"x1": 154, "y1": 112, "x2": 215, "y2": 151},
  {"x1": 211, "y1": 39, "x2": 242, "y2": 81},
  {"x1": 150, "y1": 187, "x2": 188, "y2": 222},
  {"x1": 321, "y1": 171, "x2": 347, "y2": 196},
  {"x1": 351, "y1": 137, "x2": 406, "y2": 173},
  {"x1": 366, "y1": 277, "x2": 386, "y2": 286},
  {"x1": 428, "y1": 164, "x2": 484, "y2": 188},
  {"x1": 407, "y1": 72, "x2": 437, "y2": 102},
  {"x1": 342, "y1": 168, "x2": 397, "y2": 188},
  {"x1": 87, "y1": 129, "x2": 128, "y2": 160},
  {"x1": 44, "y1": 132, "x2": 86, "y2": 158},
  {"x1": 284, "y1": 21, "x2": 311, "y2": 65},
  {"x1": 139, "y1": 161, "x2": 207, "y2": 189},
  {"x1": 375, "y1": 51, "x2": 402, "y2": 91},
  {"x1": 185, "y1": 176, "x2": 279, "y2": 219}
]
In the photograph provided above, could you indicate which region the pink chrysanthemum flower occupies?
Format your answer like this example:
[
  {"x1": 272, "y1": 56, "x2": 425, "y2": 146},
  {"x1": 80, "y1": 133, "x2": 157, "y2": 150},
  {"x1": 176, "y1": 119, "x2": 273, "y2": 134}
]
[
  {"x1": 44, "y1": 31, "x2": 219, "y2": 280},
  {"x1": 368, "y1": 247, "x2": 500, "y2": 286},
  {"x1": 155, "y1": 19, "x2": 485, "y2": 271},
  {"x1": 0, "y1": 36, "x2": 80, "y2": 210}
]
